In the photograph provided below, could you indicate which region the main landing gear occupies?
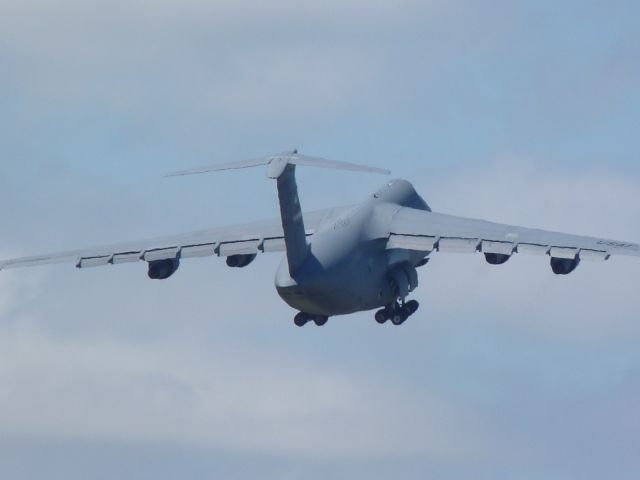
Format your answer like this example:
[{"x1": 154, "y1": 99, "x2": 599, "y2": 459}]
[
  {"x1": 293, "y1": 301, "x2": 419, "y2": 327},
  {"x1": 375, "y1": 300, "x2": 419, "y2": 326},
  {"x1": 294, "y1": 312, "x2": 329, "y2": 327}
]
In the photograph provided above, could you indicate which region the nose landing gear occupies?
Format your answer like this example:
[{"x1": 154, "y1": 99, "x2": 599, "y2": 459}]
[
  {"x1": 294, "y1": 312, "x2": 329, "y2": 327},
  {"x1": 375, "y1": 300, "x2": 419, "y2": 326}
]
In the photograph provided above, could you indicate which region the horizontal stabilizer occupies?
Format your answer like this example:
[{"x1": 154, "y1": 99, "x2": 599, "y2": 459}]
[
  {"x1": 166, "y1": 150, "x2": 390, "y2": 178},
  {"x1": 166, "y1": 157, "x2": 270, "y2": 176}
]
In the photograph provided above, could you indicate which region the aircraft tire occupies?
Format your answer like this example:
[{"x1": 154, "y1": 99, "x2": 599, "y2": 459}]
[
  {"x1": 405, "y1": 300, "x2": 419, "y2": 315},
  {"x1": 314, "y1": 316, "x2": 328, "y2": 326},
  {"x1": 391, "y1": 311, "x2": 406, "y2": 326},
  {"x1": 375, "y1": 310, "x2": 387, "y2": 324},
  {"x1": 294, "y1": 313, "x2": 308, "y2": 327}
]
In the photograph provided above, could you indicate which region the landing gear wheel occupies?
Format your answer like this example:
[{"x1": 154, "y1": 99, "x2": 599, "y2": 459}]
[
  {"x1": 375, "y1": 310, "x2": 387, "y2": 324},
  {"x1": 313, "y1": 316, "x2": 328, "y2": 326},
  {"x1": 391, "y1": 310, "x2": 407, "y2": 326},
  {"x1": 405, "y1": 300, "x2": 419, "y2": 315},
  {"x1": 294, "y1": 312, "x2": 308, "y2": 327}
]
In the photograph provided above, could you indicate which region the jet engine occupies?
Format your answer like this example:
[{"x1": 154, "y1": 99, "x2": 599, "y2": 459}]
[
  {"x1": 484, "y1": 253, "x2": 511, "y2": 265},
  {"x1": 147, "y1": 258, "x2": 180, "y2": 279},
  {"x1": 550, "y1": 256, "x2": 580, "y2": 275},
  {"x1": 387, "y1": 262, "x2": 419, "y2": 298},
  {"x1": 226, "y1": 254, "x2": 257, "y2": 268}
]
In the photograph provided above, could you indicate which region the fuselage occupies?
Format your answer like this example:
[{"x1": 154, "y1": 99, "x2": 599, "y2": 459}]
[{"x1": 275, "y1": 179, "x2": 430, "y2": 316}]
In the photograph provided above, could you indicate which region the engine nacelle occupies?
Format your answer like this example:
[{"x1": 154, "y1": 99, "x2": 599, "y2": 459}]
[
  {"x1": 387, "y1": 262, "x2": 419, "y2": 299},
  {"x1": 148, "y1": 258, "x2": 179, "y2": 280},
  {"x1": 226, "y1": 254, "x2": 257, "y2": 268},
  {"x1": 484, "y1": 253, "x2": 511, "y2": 265},
  {"x1": 550, "y1": 256, "x2": 580, "y2": 275}
]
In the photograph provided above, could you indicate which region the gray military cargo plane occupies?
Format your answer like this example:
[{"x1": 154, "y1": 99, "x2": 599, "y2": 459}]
[{"x1": 2, "y1": 151, "x2": 639, "y2": 327}]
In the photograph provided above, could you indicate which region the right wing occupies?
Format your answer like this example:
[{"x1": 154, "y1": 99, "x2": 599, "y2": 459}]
[
  {"x1": 0, "y1": 207, "x2": 347, "y2": 271},
  {"x1": 388, "y1": 207, "x2": 640, "y2": 261}
]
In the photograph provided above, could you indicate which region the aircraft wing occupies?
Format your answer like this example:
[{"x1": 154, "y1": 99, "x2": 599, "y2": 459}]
[
  {"x1": 0, "y1": 207, "x2": 346, "y2": 271},
  {"x1": 388, "y1": 207, "x2": 640, "y2": 261}
]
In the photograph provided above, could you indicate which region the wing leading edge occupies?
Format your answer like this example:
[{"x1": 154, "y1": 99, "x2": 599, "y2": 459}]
[
  {"x1": 388, "y1": 207, "x2": 640, "y2": 261},
  {"x1": 0, "y1": 207, "x2": 347, "y2": 272}
]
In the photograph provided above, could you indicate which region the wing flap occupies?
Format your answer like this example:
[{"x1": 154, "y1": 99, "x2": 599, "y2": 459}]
[
  {"x1": 112, "y1": 252, "x2": 142, "y2": 264},
  {"x1": 180, "y1": 244, "x2": 217, "y2": 258},
  {"x1": 438, "y1": 238, "x2": 480, "y2": 253},
  {"x1": 482, "y1": 241, "x2": 515, "y2": 256},
  {"x1": 144, "y1": 247, "x2": 181, "y2": 262},
  {"x1": 262, "y1": 238, "x2": 286, "y2": 252},
  {"x1": 517, "y1": 244, "x2": 550, "y2": 256},
  {"x1": 387, "y1": 234, "x2": 437, "y2": 251},
  {"x1": 579, "y1": 249, "x2": 610, "y2": 261},
  {"x1": 549, "y1": 247, "x2": 578, "y2": 260},
  {"x1": 78, "y1": 256, "x2": 112, "y2": 268},
  {"x1": 218, "y1": 240, "x2": 260, "y2": 256}
]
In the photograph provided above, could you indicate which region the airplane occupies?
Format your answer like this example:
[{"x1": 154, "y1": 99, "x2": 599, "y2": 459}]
[{"x1": 1, "y1": 151, "x2": 639, "y2": 327}]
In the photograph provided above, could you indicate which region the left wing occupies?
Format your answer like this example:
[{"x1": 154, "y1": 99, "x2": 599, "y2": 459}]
[
  {"x1": 0, "y1": 207, "x2": 346, "y2": 271},
  {"x1": 388, "y1": 207, "x2": 640, "y2": 262}
]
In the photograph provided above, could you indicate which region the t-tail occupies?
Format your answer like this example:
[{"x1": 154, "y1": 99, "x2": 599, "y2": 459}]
[{"x1": 167, "y1": 150, "x2": 390, "y2": 276}]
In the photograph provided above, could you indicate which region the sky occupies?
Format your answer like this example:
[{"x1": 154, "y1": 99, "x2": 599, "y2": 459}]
[{"x1": 1, "y1": 0, "x2": 640, "y2": 479}]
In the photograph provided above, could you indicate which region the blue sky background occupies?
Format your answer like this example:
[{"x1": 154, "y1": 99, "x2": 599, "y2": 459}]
[{"x1": 1, "y1": 1, "x2": 640, "y2": 479}]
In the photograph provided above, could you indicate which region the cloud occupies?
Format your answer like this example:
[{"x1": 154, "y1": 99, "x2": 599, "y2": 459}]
[
  {"x1": 0, "y1": 247, "x2": 44, "y2": 323},
  {"x1": 0, "y1": 326, "x2": 493, "y2": 461},
  {"x1": 0, "y1": 0, "x2": 442, "y2": 118}
]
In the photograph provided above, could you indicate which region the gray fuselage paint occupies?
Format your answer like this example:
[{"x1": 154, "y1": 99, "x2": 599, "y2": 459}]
[{"x1": 275, "y1": 179, "x2": 430, "y2": 316}]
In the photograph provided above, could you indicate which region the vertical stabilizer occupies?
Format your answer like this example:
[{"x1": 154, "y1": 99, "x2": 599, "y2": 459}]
[{"x1": 275, "y1": 164, "x2": 309, "y2": 276}]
